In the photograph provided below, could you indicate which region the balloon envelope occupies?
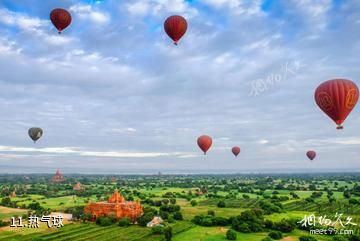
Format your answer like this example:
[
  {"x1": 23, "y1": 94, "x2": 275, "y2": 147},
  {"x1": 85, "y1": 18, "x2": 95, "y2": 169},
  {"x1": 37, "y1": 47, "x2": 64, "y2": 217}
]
[
  {"x1": 50, "y1": 8, "x2": 72, "y2": 33},
  {"x1": 197, "y1": 135, "x2": 212, "y2": 155},
  {"x1": 232, "y1": 146, "x2": 240, "y2": 157},
  {"x1": 306, "y1": 150, "x2": 316, "y2": 161},
  {"x1": 28, "y1": 127, "x2": 43, "y2": 143},
  {"x1": 164, "y1": 15, "x2": 187, "y2": 45},
  {"x1": 315, "y1": 79, "x2": 359, "y2": 129}
]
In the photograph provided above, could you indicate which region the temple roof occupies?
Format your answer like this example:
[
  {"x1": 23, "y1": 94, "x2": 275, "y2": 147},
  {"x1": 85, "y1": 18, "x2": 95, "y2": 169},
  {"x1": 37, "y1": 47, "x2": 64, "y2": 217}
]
[{"x1": 108, "y1": 190, "x2": 125, "y2": 203}]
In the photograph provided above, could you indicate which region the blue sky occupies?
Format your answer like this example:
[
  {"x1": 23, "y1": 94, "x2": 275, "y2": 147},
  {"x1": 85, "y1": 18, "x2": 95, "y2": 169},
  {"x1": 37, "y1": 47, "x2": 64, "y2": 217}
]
[{"x1": 0, "y1": 0, "x2": 359, "y2": 173}]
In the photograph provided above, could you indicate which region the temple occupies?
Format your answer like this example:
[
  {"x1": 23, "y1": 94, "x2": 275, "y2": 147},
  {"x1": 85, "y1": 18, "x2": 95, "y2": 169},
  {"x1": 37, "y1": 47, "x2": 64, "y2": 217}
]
[
  {"x1": 52, "y1": 169, "x2": 65, "y2": 183},
  {"x1": 73, "y1": 182, "x2": 82, "y2": 191},
  {"x1": 84, "y1": 190, "x2": 143, "y2": 222}
]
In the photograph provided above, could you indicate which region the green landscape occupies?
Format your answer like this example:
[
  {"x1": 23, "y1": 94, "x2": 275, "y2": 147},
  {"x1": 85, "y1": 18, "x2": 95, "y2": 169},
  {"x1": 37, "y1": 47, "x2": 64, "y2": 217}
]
[{"x1": 0, "y1": 173, "x2": 359, "y2": 241}]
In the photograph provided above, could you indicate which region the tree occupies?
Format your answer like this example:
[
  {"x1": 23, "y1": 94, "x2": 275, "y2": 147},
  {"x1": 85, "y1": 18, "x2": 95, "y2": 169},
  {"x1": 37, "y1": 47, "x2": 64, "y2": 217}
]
[
  {"x1": 226, "y1": 229, "x2": 237, "y2": 240},
  {"x1": 273, "y1": 219, "x2": 295, "y2": 233},
  {"x1": 343, "y1": 190, "x2": 351, "y2": 199},
  {"x1": 217, "y1": 200, "x2": 226, "y2": 208},
  {"x1": 164, "y1": 226, "x2": 173, "y2": 241},
  {"x1": 173, "y1": 211, "x2": 183, "y2": 220},
  {"x1": 268, "y1": 231, "x2": 282, "y2": 240},
  {"x1": 137, "y1": 212, "x2": 155, "y2": 227},
  {"x1": 170, "y1": 198, "x2": 176, "y2": 204},
  {"x1": 152, "y1": 225, "x2": 164, "y2": 234}
]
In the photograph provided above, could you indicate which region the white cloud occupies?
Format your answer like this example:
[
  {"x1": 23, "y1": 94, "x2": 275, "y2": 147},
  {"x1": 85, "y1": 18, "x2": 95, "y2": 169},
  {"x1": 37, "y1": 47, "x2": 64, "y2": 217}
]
[
  {"x1": 126, "y1": 0, "x2": 198, "y2": 18},
  {"x1": 200, "y1": 0, "x2": 263, "y2": 16},
  {"x1": 70, "y1": 4, "x2": 110, "y2": 24},
  {"x1": 0, "y1": 145, "x2": 189, "y2": 158},
  {"x1": 0, "y1": 8, "x2": 47, "y2": 30}
]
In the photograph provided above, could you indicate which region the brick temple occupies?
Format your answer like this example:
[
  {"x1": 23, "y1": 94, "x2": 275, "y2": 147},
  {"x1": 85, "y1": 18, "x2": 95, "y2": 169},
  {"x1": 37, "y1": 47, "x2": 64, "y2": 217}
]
[
  {"x1": 51, "y1": 169, "x2": 65, "y2": 183},
  {"x1": 73, "y1": 182, "x2": 82, "y2": 191},
  {"x1": 84, "y1": 190, "x2": 143, "y2": 222}
]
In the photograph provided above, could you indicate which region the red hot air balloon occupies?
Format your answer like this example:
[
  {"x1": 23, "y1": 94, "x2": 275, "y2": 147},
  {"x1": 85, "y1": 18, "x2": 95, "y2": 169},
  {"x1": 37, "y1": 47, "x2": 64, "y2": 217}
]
[
  {"x1": 306, "y1": 150, "x2": 316, "y2": 161},
  {"x1": 50, "y1": 8, "x2": 72, "y2": 34},
  {"x1": 164, "y1": 15, "x2": 187, "y2": 45},
  {"x1": 315, "y1": 79, "x2": 359, "y2": 129},
  {"x1": 197, "y1": 135, "x2": 212, "y2": 155},
  {"x1": 232, "y1": 146, "x2": 240, "y2": 157}
]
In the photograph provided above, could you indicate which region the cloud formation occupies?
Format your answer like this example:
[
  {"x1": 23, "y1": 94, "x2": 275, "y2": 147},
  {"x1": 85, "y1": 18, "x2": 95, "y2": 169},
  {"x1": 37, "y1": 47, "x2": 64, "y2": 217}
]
[{"x1": 0, "y1": 0, "x2": 359, "y2": 173}]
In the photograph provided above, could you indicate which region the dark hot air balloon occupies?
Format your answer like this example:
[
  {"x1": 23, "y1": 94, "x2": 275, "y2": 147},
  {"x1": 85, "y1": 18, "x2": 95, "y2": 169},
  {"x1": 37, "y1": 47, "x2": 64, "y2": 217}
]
[
  {"x1": 197, "y1": 135, "x2": 212, "y2": 155},
  {"x1": 232, "y1": 146, "x2": 240, "y2": 157},
  {"x1": 315, "y1": 79, "x2": 359, "y2": 129},
  {"x1": 28, "y1": 127, "x2": 43, "y2": 143},
  {"x1": 164, "y1": 15, "x2": 187, "y2": 45},
  {"x1": 50, "y1": 8, "x2": 72, "y2": 34},
  {"x1": 306, "y1": 150, "x2": 316, "y2": 161}
]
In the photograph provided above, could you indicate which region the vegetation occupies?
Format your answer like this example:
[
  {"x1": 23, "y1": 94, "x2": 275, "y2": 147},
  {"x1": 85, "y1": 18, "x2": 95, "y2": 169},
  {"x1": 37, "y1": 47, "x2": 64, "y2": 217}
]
[{"x1": 0, "y1": 173, "x2": 359, "y2": 241}]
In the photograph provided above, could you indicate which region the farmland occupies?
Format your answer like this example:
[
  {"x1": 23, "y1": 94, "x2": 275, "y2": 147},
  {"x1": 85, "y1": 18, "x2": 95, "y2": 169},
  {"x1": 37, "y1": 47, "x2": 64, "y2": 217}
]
[{"x1": 0, "y1": 173, "x2": 359, "y2": 241}]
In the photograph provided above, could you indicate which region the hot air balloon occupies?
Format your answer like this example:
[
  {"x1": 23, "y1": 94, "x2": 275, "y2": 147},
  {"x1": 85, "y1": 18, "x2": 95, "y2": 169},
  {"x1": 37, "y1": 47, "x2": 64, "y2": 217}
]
[
  {"x1": 232, "y1": 146, "x2": 240, "y2": 157},
  {"x1": 50, "y1": 8, "x2": 72, "y2": 34},
  {"x1": 315, "y1": 79, "x2": 359, "y2": 129},
  {"x1": 164, "y1": 15, "x2": 187, "y2": 45},
  {"x1": 306, "y1": 150, "x2": 316, "y2": 161},
  {"x1": 197, "y1": 135, "x2": 212, "y2": 155},
  {"x1": 28, "y1": 127, "x2": 43, "y2": 143}
]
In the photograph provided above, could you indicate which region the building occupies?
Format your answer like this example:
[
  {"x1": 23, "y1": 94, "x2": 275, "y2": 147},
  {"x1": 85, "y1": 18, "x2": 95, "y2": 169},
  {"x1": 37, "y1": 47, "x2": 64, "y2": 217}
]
[
  {"x1": 147, "y1": 216, "x2": 163, "y2": 227},
  {"x1": 84, "y1": 190, "x2": 143, "y2": 222},
  {"x1": 9, "y1": 190, "x2": 16, "y2": 198},
  {"x1": 73, "y1": 182, "x2": 83, "y2": 191},
  {"x1": 52, "y1": 169, "x2": 65, "y2": 183}
]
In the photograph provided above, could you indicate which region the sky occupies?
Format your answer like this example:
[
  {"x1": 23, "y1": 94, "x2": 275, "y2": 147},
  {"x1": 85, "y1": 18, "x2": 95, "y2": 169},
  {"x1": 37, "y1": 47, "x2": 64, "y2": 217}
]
[{"x1": 0, "y1": 0, "x2": 359, "y2": 174}]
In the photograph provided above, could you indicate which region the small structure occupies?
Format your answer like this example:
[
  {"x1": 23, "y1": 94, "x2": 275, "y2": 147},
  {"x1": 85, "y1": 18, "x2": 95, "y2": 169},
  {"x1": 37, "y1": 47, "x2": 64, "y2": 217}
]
[
  {"x1": 147, "y1": 216, "x2": 164, "y2": 227},
  {"x1": 9, "y1": 189, "x2": 16, "y2": 198},
  {"x1": 52, "y1": 169, "x2": 65, "y2": 183},
  {"x1": 73, "y1": 182, "x2": 83, "y2": 191},
  {"x1": 84, "y1": 190, "x2": 143, "y2": 222}
]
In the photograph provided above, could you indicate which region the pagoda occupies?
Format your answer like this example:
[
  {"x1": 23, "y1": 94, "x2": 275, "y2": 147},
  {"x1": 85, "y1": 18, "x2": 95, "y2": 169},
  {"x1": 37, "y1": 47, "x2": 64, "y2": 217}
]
[
  {"x1": 84, "y1": 190, "x2": 143, "y2": 222},
  {"x1": 51, "y1": 169, "x2": 65, "y2": 183},
  {"x1": 73, "y1": 182, "x2": 82, "y2": 191}
]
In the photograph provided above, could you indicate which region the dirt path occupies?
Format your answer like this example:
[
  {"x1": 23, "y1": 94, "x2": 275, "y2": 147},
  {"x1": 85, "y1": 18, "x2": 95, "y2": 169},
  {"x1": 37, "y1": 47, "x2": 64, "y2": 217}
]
[{"x1": 281, "y1": 237, "x2": 297, "y2": 241}]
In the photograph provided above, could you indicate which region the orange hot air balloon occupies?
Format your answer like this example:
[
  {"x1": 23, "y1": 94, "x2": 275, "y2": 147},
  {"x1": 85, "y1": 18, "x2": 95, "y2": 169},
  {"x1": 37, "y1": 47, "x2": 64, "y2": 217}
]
[
  {"x1": 50, "y1": 8, "x2": 72, "y2": 34},
  {"x1": 232, "y1": 146, "x2": 240, "y2": 157},
  {"x1": 306, "y1": 150, "x2": 316, "y2": 161},
  {"x1": 197, "y1": 135, "x2": 212, "y2": 155},
  {"x1": 164, "y1": 15, "x2": 187, "y2": 45},
  {"x1": 315, "y1": 79, "x2": 359, "y2": 129}
]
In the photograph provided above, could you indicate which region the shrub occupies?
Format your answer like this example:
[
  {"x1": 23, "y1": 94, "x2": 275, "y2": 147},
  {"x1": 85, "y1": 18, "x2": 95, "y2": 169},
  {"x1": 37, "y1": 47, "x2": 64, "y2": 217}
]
[
  {"x1": 332, "y1": 236, "x2": 348, "y2": 241},
  {"x1": 118, "y1": 217, "x2": 131, "y2": 227},
  {"x1": 0, "y1": 219, "x2": 10, "y2": 227},
  {"x1": 208, "y1": 210, "x2": 215, "y2": 216},
  {"x1": 217, "y1": 201, "x2": 226, "y2": 208},
  {"x1": 96, "y1": 216, "x2": 112, "y2": 226},
  {"x1": 152, "y1": 225, "x2": 164, "y2": 234},
  {"x1": 173, "y1": 211, "x2": 183, "y2": 220},
  {"x1": 137, "y1": 212, "x2": 155, "y2": 227},
  {"x1": 226, "y1": 229, "x2": 237, "y2": 240},
  {"x1": 273, "y1": 219, "x2": 295, "y2": 232},
  {"x1": 299, "y1": 236, "x2": 317, "y2": 241},
  {"x1": 268, "y1": 231, "x2": 282, "y2": 240},
  {"x1": 190, "y1": 200, "x2": 197, "y2": 206}
]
